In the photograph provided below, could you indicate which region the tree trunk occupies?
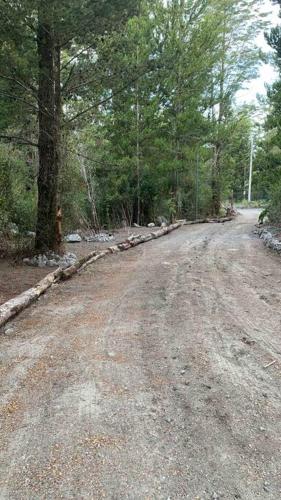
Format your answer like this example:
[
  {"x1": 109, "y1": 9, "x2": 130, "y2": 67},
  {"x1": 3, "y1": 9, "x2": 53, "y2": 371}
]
[
  {"x1": 211, "y1": 142, "x2": 221, "y2": 216},
  {"x1": 54, "y1": 43, "x2": 63, "y2": 252},
  {"x1": 211, "y1": 23, "x2": 226, "y2": 217},
  {"x1": 81, "y1": 162, "x2": 100, "y2": 231},
  {"x1": 35, "y1": 2, "x2": 60, "y2": 253}
]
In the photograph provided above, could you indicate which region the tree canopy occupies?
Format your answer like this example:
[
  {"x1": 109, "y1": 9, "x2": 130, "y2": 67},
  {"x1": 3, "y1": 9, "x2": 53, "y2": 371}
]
[{"x1": 0, "y1": 0, "x2": 272, "y2": 251}]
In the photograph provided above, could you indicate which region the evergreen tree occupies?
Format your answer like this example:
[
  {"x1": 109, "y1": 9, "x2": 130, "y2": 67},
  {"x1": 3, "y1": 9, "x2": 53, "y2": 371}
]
[
  {"x1": 1, "y1": 0, "x2": 136, "y2": 250},
  {"x1": 0, "y1": 0, "x2": 272, "y2": 248}
]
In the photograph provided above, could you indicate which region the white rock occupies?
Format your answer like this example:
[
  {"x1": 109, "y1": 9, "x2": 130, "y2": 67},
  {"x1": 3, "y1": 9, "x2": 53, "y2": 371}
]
[
  {"x1": 157, "y1": 216, "x2": 168, "y2": 226},
  {"x1": 4, "y1": 328, "x2": 14, "y2": 335},
  {"x1": 23, "y1": 252, "x2": 77, "y2": 268},
  {"x1": 147, "y1": 223, "x2": 155, "y2": 228},
  {"x1": 67, "y1": 252, "x2": 77, "y2": 259},
  {"x1": 259, "y1": 229, "x2": 281, "y2": 253},
  {"x1": 8, "y1": 223, "x2": 19, "y2": 235},
  {"x1": 84, "y1": 233, "x2": 114, "y2": 243},
  {"x1": 65, "y1": 233, "x2": 82, "y2": 243},
  {"x1": 47, "y1": 260, "x2": 57, "y2": 267},
  {"x1": 23, "y1": 258, "x2": 32, "y2": 266}
]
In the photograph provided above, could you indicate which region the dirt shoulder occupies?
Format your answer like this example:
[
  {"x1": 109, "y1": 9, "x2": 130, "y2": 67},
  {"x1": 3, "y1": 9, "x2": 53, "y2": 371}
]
[
  {"x1": 257, "y1": 224, "x2": 281, "y2": 254},
  {"x1": 1, "y1": 209, "x2": 281, "y2": 499},
  {"x1": 0, "y1": 227, "x2": 159, "y2": 306}
]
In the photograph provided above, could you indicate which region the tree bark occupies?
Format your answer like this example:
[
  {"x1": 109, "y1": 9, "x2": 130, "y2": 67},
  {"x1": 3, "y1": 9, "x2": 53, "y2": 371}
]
[
  {"x1": 211, "y1": 142, "x2": 221, "y2": 216},
  {"x1": 54, "y1": 43, "x2": 63, "y2": 252},
  {"x1": 35, "y1": 2, "x2": 60, "y2": 252},
  {"x1": 81, "y1": 161, "x2": 100, "y2": 230},
  {"x1": 211, "y1": 22, "x2": 226, "y2": 217}
]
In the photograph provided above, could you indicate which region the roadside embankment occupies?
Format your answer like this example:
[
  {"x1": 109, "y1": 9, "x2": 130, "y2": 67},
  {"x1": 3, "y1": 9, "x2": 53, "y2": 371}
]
[{"x1": 257, "y1": 226, "x2": 281, "y2": 254}]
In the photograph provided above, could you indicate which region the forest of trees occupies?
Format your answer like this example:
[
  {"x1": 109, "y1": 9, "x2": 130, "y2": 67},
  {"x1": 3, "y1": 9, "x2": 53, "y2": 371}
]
[
  {"x1": 255, "y1": 0, "x2": 281, "y2": 222},
  {"x1": 0, "y1": 0, "x2": 279, "y2": 253}
]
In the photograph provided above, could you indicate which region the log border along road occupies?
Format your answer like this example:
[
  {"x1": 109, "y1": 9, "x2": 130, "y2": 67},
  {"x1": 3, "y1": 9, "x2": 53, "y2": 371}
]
[
  {"x1": 0, "y1": 218, "x2": 231, "y2": 329},
  {"x1": 1, "y1": 209, "x2": 281, "y2": 499}
]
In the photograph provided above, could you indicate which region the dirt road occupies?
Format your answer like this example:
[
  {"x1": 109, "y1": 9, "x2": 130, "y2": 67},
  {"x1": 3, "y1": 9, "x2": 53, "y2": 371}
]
[{"x1": 1, "y1": 209, "x2": 281, "y2": 499}]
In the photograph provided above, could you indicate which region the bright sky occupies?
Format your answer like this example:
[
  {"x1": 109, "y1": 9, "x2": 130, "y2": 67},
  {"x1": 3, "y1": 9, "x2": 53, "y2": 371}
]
[{"x1": 236, "y1": 0, "x2": 280, "y2": 105}]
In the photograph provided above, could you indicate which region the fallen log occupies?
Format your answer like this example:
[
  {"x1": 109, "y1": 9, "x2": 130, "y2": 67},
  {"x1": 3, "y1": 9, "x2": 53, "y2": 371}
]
[
  {"x1": 208, "y1": 217, "x2": 233, "y2": 223},
  {"x1": 61, "y1": 250, "x2": 97, "y2": 279},
  {"x1": 0, "y1": 268, "x2": 63, "y2": 329},
  {"x1": 128, "y1": 237, "x2": 143, "y2": 246},
  {"x1": 118, "y1": 241, "x2": 132, "y2": 251},
  {"x1": 154, "y1": 229, "x2": 166, "y2": 238},
  {"x1": 169, "y1": 222, "x2": 182, "y2": 231},
  {"x1": 263, "y1": 360, "x2": 277, "y2": 369},
  {"x1": 108, "y1": 244, "x2": 121, "y2": 254},
  {"x1": 139, "y1": 234, "x2": 154, "y2": 243},
  {"x1": 0, "y1": 222, "x2": 183, "y2": 329},
  {"x1": 182, "y1": 217, "x2": 233, "y2": 225},
  {"x1": 79, "y1": 250, "x2": 111, "y2": 272},
  {"x1": 183, "y1": 219, "x2": 208, "y2": 225}
]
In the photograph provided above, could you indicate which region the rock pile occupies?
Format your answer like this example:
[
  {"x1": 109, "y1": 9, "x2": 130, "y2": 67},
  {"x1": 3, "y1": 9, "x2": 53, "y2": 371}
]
[
  {"x1": 156, "y1": 216, "x2": 168, "y2": 226},
  {"x1": 258, "y1": 228, "x2": 281, "y2": 253},
  {"x1": 65, "y1": 234, "x2": 82, "y2": 243},
  {"x1": 84, "y1": 233, "x2": 114, "y2": 243},
  {"x1": 8, "y1": 223, "x2": 19, "y2": 235},
  {"x1": 23, "y1": 252, "x2": 77, "y2": 268},
  {"x1": 65, "y1": 232, "x2": 114, "y2": 243}
]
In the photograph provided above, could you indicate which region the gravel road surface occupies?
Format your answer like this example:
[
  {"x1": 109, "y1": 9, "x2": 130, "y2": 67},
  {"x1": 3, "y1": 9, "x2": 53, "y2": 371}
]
[{"x1": 1, "y1": 209, "x2": 281, "y2": 499}]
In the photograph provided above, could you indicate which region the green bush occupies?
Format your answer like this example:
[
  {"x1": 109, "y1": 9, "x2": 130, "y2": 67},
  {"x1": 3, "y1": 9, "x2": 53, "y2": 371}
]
[
  {"x1": 0, "y1": 144, "x2": 37, "y2": 233},
  {"x1": 268, "y1": 182, "x2": 281, "y2": 224}
]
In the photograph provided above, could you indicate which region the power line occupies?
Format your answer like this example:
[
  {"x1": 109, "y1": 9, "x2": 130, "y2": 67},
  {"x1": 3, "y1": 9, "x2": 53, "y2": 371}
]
[
  {"x1": 0, "y1": 91, "x2": 38, "y2": 113},
  {"x1": 0, "y1": 134, "x2": 38, "y2": 147},
  {"x1": 66, "y1": 65, "x2": 154, "y2": 124},
  {"x1": 0, "y1": 132, "x2": 123, "y2": 171}
]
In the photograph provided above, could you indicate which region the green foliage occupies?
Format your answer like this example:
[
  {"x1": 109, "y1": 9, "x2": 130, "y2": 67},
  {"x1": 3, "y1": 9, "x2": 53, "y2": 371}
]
[
  {"x1": 259, "y1": 207, "x2": 269, "y2": 224},
  {"x1": 254, "y1": 0, "x2": 281, "y2": 223},
  {"x1": 0, "y1": 0, "x2": 269, "y2": 244},
  {"x1": 267, "y1": 182, "x2": 281, "y2": 223},
  {"x1": 0, "y1": 148, "x2": 12, "y2": 230},
  {"x1": 0, "y1": 144, "x2": 36, "y2": 232}
]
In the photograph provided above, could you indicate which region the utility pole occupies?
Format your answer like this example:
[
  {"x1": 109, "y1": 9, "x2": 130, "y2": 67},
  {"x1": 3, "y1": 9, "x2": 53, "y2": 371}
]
[{"x1": 248, "y1": 135, "x2": 254, "y2": 203}]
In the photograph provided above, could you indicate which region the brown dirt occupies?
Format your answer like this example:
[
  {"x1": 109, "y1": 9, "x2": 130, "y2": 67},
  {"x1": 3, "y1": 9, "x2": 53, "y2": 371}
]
[
  {"x1": 1, "y1": 210, "x2": 281, "y2": 499},
  {"x1": 0, "y1": 227, "x2": 157, "y2": 306}
]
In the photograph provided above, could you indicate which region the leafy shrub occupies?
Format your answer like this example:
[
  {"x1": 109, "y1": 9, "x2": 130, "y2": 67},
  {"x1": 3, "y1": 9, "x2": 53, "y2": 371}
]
[
  {"x1": 258, "y1": 207, "x2": 269, "y2": 224},
  {"x1": 268, "y1": 182, "x2": 281, "y2": 224},
  {"x1": 0, "y1": 144, "x2": 37, "y2": 233}
]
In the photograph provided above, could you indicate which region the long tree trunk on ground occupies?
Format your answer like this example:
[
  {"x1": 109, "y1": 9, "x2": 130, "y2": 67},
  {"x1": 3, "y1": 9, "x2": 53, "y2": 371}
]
[{"x1": 35, "y1": 2, "x2": 60, "y2": 253}]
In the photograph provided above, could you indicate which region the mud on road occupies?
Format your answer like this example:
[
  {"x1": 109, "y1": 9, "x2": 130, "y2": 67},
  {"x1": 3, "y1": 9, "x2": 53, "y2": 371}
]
[{"x1": 1, "y1": 209, "x2": 281, "y2": 499}]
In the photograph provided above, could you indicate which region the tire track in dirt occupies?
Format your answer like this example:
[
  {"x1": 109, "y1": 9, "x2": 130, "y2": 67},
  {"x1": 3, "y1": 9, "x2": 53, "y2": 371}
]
[{"x1": 1, "y1": 210, "x2": 281, "y2": 499}]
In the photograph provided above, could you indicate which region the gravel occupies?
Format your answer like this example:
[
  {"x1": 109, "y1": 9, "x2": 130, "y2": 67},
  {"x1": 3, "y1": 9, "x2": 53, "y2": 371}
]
[
  {"x1": 84, "y1": 232, "x2": 114, "y2": 243},
  {"x1": 23, "y1": 252, "x2": 77, "y2": 268},
  {"x1": 65, "y1": 234, "x2": 82, "y2": 243},
  {"x1": 258, "y1": 227, "x2": 281, "y2": 253},
  {"x1": 2, "y1": 210, "x2": 281, "y2": 498}
]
